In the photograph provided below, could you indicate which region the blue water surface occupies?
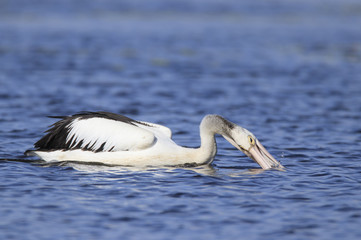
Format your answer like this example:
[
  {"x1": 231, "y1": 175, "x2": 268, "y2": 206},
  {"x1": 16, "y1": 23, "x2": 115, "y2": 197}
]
[{"x1": 1, "y1": 0, "x2": 361, "y2": 239}]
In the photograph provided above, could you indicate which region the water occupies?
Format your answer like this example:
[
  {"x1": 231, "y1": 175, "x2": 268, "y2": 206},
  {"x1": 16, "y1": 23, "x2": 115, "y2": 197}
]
[{"x1": 1, "y1": 0, "x2": 361, "y2": 239}]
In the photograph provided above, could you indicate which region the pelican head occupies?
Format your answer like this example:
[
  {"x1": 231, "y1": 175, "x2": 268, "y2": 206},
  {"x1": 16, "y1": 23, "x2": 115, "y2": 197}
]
[
  {"x1": 224, "y1": 125, "x2": 284, "y2": 170},
  {"x1": 201, "y1": 115, "x2": 284, "y2": 170}
]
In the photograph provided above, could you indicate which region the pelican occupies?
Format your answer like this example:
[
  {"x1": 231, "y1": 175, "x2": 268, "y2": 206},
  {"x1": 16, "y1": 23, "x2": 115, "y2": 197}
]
[{"x1": 26, "y1": 112, "x2": 284, "y2": 169}]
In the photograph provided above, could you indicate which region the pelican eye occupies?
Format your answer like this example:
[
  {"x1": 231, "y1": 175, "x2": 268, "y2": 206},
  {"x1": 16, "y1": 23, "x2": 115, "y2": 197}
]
[{"x1": 248, "y1": 136, "x2": 255, "y2": 145}]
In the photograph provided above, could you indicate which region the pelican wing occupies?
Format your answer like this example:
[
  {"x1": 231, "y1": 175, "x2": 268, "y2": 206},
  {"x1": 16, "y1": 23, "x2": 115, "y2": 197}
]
[
  {"x1": 34, "y1": 112, "x2": 157, "y2": 152},
  {"x1": 137, "y1": 121, "x2": 172, "y2": 138}
]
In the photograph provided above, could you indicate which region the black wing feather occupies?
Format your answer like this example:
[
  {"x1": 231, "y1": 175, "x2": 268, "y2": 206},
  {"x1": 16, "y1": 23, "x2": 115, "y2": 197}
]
[
  {"x1": 34, "y1": 117, "x2": 75, "y2": 150},
  {"x1": 34, "y1": 111, "x2": 145, "y2": 151}
]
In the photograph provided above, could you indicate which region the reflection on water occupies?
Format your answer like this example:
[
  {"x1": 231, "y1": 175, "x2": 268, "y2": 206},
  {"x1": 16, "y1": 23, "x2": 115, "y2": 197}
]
[{"x1": 20, "y1": 159, "x2": 269, "y2": 177}]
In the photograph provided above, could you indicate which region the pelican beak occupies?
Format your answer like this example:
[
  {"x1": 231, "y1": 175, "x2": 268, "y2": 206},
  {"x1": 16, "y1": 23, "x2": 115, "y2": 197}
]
[
  {"x1": 245, "y1": 140, "x2": 284, "y2": 170},
  {"x1": 224, "y1": 134, "x2": 284, "y2": 170}
]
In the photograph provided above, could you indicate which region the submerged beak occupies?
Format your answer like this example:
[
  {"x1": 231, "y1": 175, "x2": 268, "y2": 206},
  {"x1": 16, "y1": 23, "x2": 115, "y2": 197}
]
[{"x1": 246, "y1": 140, "x2": 284, "y2": 170}]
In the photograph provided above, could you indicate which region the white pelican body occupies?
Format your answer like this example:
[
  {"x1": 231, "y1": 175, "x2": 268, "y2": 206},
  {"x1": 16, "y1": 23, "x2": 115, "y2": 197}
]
[{"x1": 26, "y1": 112, "x2": 283, "y2": 169}]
